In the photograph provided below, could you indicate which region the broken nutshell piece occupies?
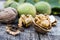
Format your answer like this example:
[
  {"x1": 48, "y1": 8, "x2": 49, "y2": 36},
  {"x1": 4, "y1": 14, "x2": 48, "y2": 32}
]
[
  {"x1": 33, "y1": 14, "x2": 52, "y2": 33},
  {"x1": 49, "y1": 15, "x2": 57, "y2": 26},
  {"x1": 6, "y1": 25, "x2": 20, "y2": 36},
  {"x1": 18, "y1": 14, "x2": 33, "y2": 28}
]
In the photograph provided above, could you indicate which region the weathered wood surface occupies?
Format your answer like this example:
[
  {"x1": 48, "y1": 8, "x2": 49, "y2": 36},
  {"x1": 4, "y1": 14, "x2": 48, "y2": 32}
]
[
  {"x1": 0, "y1": 1, "x2": 60, "y2": 40},
  {"x1": 0, "y1": 24, "x2": 39, "y2": 40}
]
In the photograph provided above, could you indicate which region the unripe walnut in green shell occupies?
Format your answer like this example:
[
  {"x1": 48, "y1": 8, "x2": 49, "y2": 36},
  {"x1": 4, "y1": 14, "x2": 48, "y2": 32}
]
[
  {"x1": 17, "y1": 3, "x2": 36, "y2": 17},
  {"x1": 35, "y1": 1, "x2": 51, "y2": 14}
]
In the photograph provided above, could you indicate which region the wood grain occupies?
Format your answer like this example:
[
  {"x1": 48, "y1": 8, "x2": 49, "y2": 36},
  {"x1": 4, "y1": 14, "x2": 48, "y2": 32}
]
[{"x1": 0, "y1": 24, "x2": 39, "y2": 40}]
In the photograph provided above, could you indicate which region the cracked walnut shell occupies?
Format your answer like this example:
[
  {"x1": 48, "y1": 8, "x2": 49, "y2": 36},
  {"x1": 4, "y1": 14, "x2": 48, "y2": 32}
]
[{"x1": 33, "y1": 14, "x2": 52, "y2": 33}]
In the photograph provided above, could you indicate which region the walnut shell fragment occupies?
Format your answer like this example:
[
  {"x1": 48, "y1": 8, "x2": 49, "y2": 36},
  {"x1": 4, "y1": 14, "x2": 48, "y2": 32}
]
[
  {"x1": 33, "y1": 14, "x2": 52, "y2": 33},
  {"x1": 49, "y1": 15, "x2": 57, "y2": 26},
  {"x1": 6, "y1": 25, "x2": 20, "y2": 36},
  {"x1": 18, "y1": 14, "x2": 33, "y2": 28}
]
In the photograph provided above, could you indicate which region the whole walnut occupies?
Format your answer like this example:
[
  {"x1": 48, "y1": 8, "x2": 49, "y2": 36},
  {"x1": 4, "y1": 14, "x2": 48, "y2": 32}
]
[{"x1": 0, "y1": 7, "x2": 17, "y2": 23}]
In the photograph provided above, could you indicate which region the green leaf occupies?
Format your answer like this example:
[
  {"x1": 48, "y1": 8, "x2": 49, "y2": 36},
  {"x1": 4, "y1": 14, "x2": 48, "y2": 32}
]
[
  {"x1": 26, "y1": 0, "x2": 35, "y2": 4},
  {"x1": 25, "y1": 0, "x2": 60, "y2": 8},
  {"x1": 14, "y1": 0, "x2": 25, "y2": 4},
  {"x1": 39, "y1": 0, "x2": 60, "y2": 8},
  {"x1": 33, "y1": 0, "x2": 40, "y2": 3}
]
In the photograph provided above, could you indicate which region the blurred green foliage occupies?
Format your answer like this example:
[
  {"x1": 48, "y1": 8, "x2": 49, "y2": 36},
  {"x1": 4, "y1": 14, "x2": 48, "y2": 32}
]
[
  {"x1": 5, "y1": 0, "x2": 60, "y2": 8},
  {"x1": 25, "y1": 0, "x2": 60, "y2": 15},
  {"x1": 5, "y1": 0, "x2": 60, "y2": 15}
]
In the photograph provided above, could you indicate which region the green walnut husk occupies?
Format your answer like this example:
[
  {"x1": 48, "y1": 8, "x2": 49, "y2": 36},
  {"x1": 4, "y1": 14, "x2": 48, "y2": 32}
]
[
  {"x1": 4, "y1": 0, "x2": 19, "y2": 9},
  {"x1": 17, "y1": 3, "x2": 36, "y2": 17},
  {"x1": 35, "y1": 1, "x2": 51, "y2": 14}
]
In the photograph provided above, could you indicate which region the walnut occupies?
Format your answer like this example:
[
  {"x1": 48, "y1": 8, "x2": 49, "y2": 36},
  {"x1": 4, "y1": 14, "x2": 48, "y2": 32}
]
[
  {"x1": 0, "y1": 7, "x2": 17, "y2": 23},
  {"x1": 34, "y1": 14, "x2": 51, "y2": 30},
  {"x1": 33, "y1": 14, "x2": 52, "y2": 33},
  {"x1": 18, "y1": 14, "x2": 33, "y2": 28}
]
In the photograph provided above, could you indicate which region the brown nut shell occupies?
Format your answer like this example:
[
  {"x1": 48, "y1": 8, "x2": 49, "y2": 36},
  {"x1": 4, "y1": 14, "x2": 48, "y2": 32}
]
[
  {"x1": 33, "y1": 20, "x2": 51, "y2": 33},
  {"x1": 6, "y1": 25, "x2": 20, "y2": 36},
  {"x1": 33, "y1": 14, "x2": 52, "y2": 33},
  {"x1": 0, "y1": 7, "x2": 17, "y2": 23},
  {"x1": 49, "y1": 15, "x2": 57, "y2": 26}
]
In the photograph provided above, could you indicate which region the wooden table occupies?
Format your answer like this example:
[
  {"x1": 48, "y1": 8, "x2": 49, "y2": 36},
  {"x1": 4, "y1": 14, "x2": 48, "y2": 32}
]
[{"x1": 0, "y1": 1, "x2": 60, "y2": 40}]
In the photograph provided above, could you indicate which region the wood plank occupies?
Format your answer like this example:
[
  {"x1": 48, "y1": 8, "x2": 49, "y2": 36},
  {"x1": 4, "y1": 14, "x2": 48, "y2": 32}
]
[
  {"x1": 47, "y1": 35, "x2": 60, "y2": 40},
  {"x1": 19, "y1": 26, "x2": 39, "y2": 40},
  {"x1": 19, "y1": 32, "x2": 39, "y2": 40},
  {"x1": 39, "y1": 34, "x2": 51, "y2": 40}
]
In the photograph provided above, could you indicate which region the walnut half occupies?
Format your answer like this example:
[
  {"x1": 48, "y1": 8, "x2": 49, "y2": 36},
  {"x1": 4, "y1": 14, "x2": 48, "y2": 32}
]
[
  {"x1": 34, "y1": 14, "x2": 51, "y2": 30},
  {"x1": 33, "y1": 14, "x2": 52, "y2": 33},
  {"x1": 18, "y1": 14, "x2": 33, "y2": 28}
]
